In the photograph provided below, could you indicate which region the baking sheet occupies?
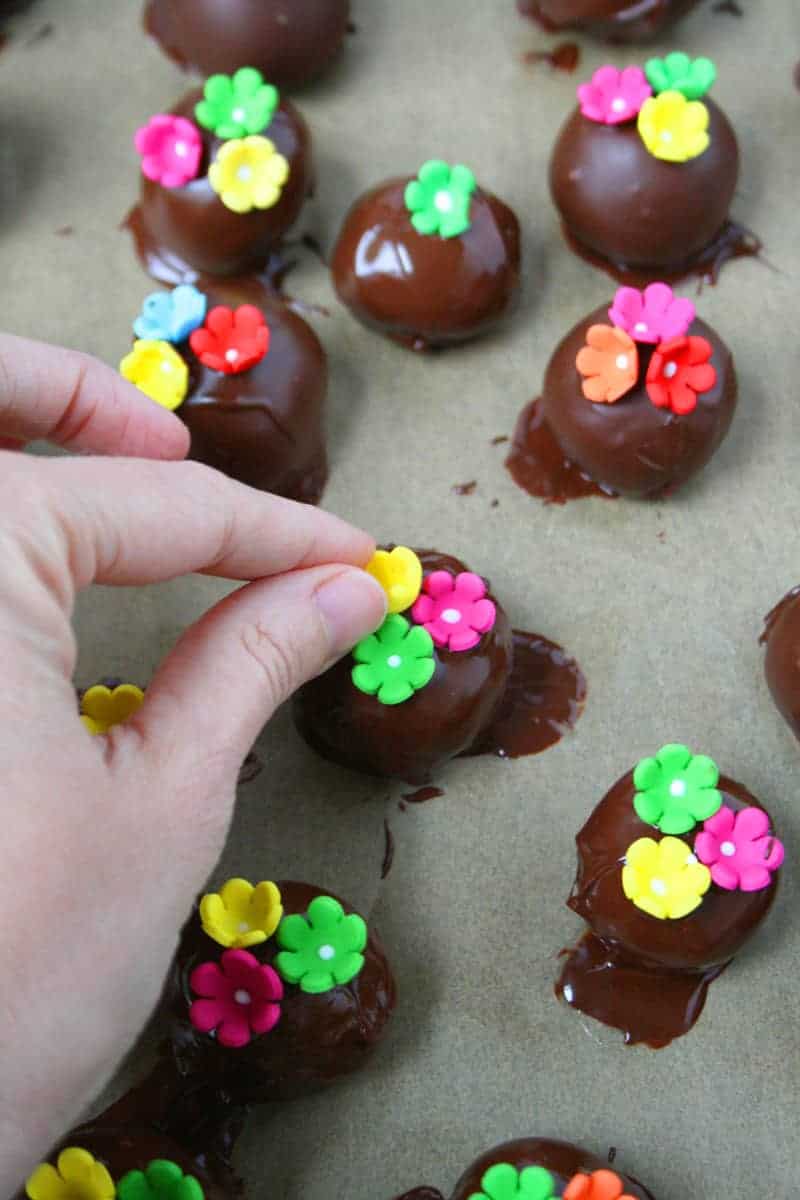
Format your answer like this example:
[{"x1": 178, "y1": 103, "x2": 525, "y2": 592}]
[{"x1": 2, "y1": 0, "x2": 799, "y2": 1195}]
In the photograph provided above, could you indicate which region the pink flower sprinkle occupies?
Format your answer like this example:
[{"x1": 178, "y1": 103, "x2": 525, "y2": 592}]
[
  {"x1": 189, "y1": 948, "x2": 283, "y2": 1048},
  {"x1": 411, "y1": 570, "x2": 496, "y2": 652},
  {"x1": 134, "y1": 114, "x2": 202, "y2": 188},
  {"x1": 694, "y1": 805, "x2": 784, "y2": 893},
  {"x1": 609, "y1": 282, "x2": 695, "y2": 345},
  {"x1": 577, "y1": 65, "x2": 652, "y2": 126}
]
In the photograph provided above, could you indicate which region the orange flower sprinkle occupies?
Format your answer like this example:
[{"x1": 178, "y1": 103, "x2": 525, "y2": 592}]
[
  {"x1": 576, "y1": 325, "x2": 639, "y2": 404},
  {"x1": 563, "y1": 1169, "x2": 638, "y2": 1200}
]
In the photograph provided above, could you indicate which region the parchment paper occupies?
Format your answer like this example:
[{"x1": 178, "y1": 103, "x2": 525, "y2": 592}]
[{"x1": 2, "y1": 0, "x2": 798, "y2": 1195}]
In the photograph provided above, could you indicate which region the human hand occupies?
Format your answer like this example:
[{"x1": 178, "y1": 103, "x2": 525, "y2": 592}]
[{"x1": 0, "y1": 334, "x2": 386, "y2": 1191}]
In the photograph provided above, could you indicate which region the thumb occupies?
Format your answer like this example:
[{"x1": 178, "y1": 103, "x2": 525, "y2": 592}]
[{"x1": 139, "y1": 563, "x2": 386, "y2": 781}]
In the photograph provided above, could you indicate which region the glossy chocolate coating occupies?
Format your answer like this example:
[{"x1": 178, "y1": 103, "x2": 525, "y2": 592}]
[
  {"x1": 12, "y1": 1126, "x2": 230, "y2": 1200},
  {"x1": 166, "y1": 881, "x2": 395, "y2": 1104},
  {"x1": 331, "y1": 180, "x2": 521, "y2": 351},
  {"x1": 127, "y1": 90, "x2": 312, "y2": 283},
  {"x1": 536, "y1": 304, "x2": 736, "y2": 498},
  {"x1": 550, "y1": 100, "x2": 738, "y2": 276},
  {"x1": 293, "y1": 551, "x2": 514, "y2": 782},
  {"x1": 519, "y1": 0, "x2": 699, "y2": 42},
  {"x1": 451, "y1": 1138, "x2": 655, "y2": 1200},
  {"x1": 761, "y1": 586, "x2": 800, "y2": 741},
  {"x1": 178, "y1": 288, "x2": 327, "y2": 501},
  {"x1": 144, "y1": 0, "x2": 350, "y2": 88},
  {"x1": 568, "y1": 770, "x2": 780, "y2": 972}
]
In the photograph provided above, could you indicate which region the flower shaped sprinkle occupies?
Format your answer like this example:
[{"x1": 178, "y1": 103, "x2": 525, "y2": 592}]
[
  {"x1": 275, "y1": 895, "x2": 367, "y2": 993},
  {"x1": 195, "y1": 67, "x2": 279, "y2": 139},
  {"x1": 633, "y1": 743, "x2": 722, "y2": 834},
  {"x1": 352, "y1": 614, "x2": 435, "y2": 706},
  {"x1": 577, "y1": 65, "x2": 652, "y2": 125},
  {"x1": 366, "y1": 546, "x2": 423, "y2": 614},
  {"x1": 608, "y1": 282, "x2": 694, "y2": 345},
  {"x1": 411, "y1": 570, "x2": 496, "y2": 652},
  {"x1": 645, "y1": 52, "x2": 717, "y2": 101},
  {"x1": 563, "y1": 1170, "x2": 637, "y2": 1200},
  {"x1": 135, "y1": 115, "x2": 202, "y2": 188},
  {"x1": 404, "y1": 160, "x2": 477, "y2": 239},
  {"x1": 645, "y1": 335, "x2": 716, "y2": 415},
  {"x1": 80, "y1": 683, "x2": 145, "y2": 735},
  {"x1": 200, "y1": 878, "x2": 283, "y2": 948},
  {"x1": 189, "y1": 948, "x2": 283, "y2": 1048},
  {"x1": 120, "y1": 340, "x2": 189, "y2": 411},
  {"x1": 26, "y1": 1149, "x2": 114, "y2": 1200},
  {"x1": 637, "y1": 91, "x2": 710, "y2": 162},
  {"x1": 576, "y1": 325, "x2": 638, "y2": 404},
  {"x1": 622, "y1": 835, "x2": 711, "y2": 920},
  {"x1": 694, "y1": 805, "x2": 785, "y2": 892},
  {"x1": 189, "y1": 305, "x2": 270, "y2": 374},
  {"x1": 134, "y1": 285, "x2": 207, "y2": 343},
  {"x1": 208, "y1": 136, "x2": 289, "y2": 213},
  {"x1": 467, "y1": 1163, "x2": 557, "y2": 1200},
  {"x1": 117, "y1": 1161, "x2": 204, "y2": 1200}
]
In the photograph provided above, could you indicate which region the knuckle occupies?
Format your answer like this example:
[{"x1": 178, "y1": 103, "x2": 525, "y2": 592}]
[{"x1": 239, "y1": 619, "x2": 303, "y2": 705}]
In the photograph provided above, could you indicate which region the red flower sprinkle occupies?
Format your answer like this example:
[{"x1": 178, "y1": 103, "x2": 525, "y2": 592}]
[
  {"x1": 189, "y1": 305, "x2": 270, "y2": 375},
  {"x1": 645, "y1": 335, "x2": 716, "y2": 415}
]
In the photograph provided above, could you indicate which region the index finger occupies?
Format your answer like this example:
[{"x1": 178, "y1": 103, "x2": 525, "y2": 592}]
[{"x1": 0, "y1": 333, "x2": 190, "y2": 459}]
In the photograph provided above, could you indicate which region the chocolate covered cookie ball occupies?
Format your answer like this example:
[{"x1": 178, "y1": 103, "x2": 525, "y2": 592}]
[
  {"x1": 126, "y1": 69, "x2": 312, "y2": 283},
  {"x1": 507, "y1": 283, "x2": 736, "y2": 501},
  {"x1": 144, "y1": 0, "x2": 351, "y2": 88},
  {"x1": 761, "y1": 586, "x2": 800, "y2": 742},
  {"x1": 331, "y1": 161, "x2": 520, "y2": 351},
  {"x1": 120, "y1": 283, "x2": 327, "y2": 502},
  {"x1": 450, "y1": 1138, "x2": 655, "y2": 1200},
  {"x1": 550, "y1": 54, "x2": 755, "y2": 281},
  {"x1": 165, "y1": 879, "x2": 395, "y2": 1104},
  {"x1": 556, "y1": 743, "x2": 785, "y2": 1046},
  {"x1": 519, "y1": 0, "x2": 700, "y2": 43}
]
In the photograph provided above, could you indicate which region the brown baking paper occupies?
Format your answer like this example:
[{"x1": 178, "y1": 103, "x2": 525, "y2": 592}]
[{"x1": 1, "y1": 0, "x2": 798, "y2": 1195}]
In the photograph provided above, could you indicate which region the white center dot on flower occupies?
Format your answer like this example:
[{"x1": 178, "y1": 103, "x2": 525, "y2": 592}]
[
  {"x1": 611, "y1": 97, "x2": 627, "y2": 113},
  {"x1": 160, "y1": 362, "x2": 173, "y2": 373},
  {"x1": 174, "y1": 141, "x2": 188, "y2": 158},
  {"x1": 615, "y1": 354, "x2": 629, "y2": 371},
  {"x1": 721, "y1": 841, "x2": 736, "y2": 857},
  {"x1": 232, "y1": 107, "x2": 247, "y2": 123},
  {"x1": 669, "y1": 779, "x2": 687, "y2": 798},
  {"x1": 434, "y1": 190, "x2": 454, "y2": 214},
  {"x1": 318, "y1": 944, "x2": 335, "y2": 961},
  {"x1": 386, "y1": 654, "x2": 402, "y2": 669},
  {"x1": 441, "y1": 608, "x2": 461, "y2": 624},
  {"x1": 650, "y1": 878, "x2": 667, "y2": 896},
  {"x1": 237, "y1": 165, "x2": 253, "y2": 182},
  {"x1": 234, "y1": 989, "x2": 251, "y2": 1006},
  {"x1": 225, "y1": 348, "x2": 239, "y2": 363},
  {"x1": 238, "y1": 921, "x2": 250, "y2": 933},
  {"x1": 664, "y1": 361, "x2": 678, "y2": 379},
  {"x1": 634, "y1": 322, "x2": 648, "y2": 334},
  {"x1": 661, "y1": 130, "x2": 673, "y2": 142}
]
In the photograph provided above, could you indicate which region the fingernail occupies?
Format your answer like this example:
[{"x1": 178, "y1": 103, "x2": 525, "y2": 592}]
[{"x1": 314, "y1": 569, "x2": 387, "y2": 658}]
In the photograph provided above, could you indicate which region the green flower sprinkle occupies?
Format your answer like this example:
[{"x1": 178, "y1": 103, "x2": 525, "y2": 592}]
[
  {"x1": 633, "y1": 743, "x2": 722, "y2": 835},
  {"x1": 352, "y1": 614, "x2": 435, "y2": 706},
  {"x1": 195, "y1": 67, "x2": 279, "y2": 139},
  {"x1": 274, "y1": 895, "x2": 367, "y2": 994},
  {"x1": 404, "y1": 160, "x2": 477, "y2": 239},
  {"x1": 644, "y1": 52, "x2": 716, "y2": 101},
  {"x1": 118, "y1": 1161, "x2": 204, "y2": 1200},
  {"x1": 467, "y1": 1163, "x2": 557, "y2": 1200}
]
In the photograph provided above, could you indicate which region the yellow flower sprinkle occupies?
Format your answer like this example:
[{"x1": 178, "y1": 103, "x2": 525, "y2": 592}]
[
  {"x1": 208, "y1": 136, "x2": 290, "y2": 214},
  {"x1": 637, "y1": 91, "x2": 710, "y2": 163},
  {"x1": 366, "y1": 547, "x2": 423, "y2": 614},
  {"x1": 80, "y1": 684, "x2": 145, "y2": 735},
  {"x1": 26, "y1": 1148, "x2": 115, "y2": 1200},
  {"x1": 622, "y1": 835, "x2": 711, "y2": 920},
  {"x1": 200, "y1": 878, "x2": 283, "y2": 948},
  {"x1": 120, "y1": 339, "x2": 188, "y2": 411}
]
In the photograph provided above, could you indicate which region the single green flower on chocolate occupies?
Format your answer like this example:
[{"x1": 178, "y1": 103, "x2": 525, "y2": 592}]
[
  {"x1": 118, "y1": 1161, "x2": 204, "y2": 1200},
  {"x1": 644, "y1": 52, "x2": 716, "y2": 100},
  {"x1": 404, "y1": 160, "x2": 477, "y2": 239},
  {"x1": 467, "y1": 1163, "x2": 557, "y2": 1200},
  {"x1": 195, "y1": 67, "x2": 279, "y2": 139},
  {"x1": 633, "y1": 743, "x2": 722, "y2": 834},
  {"x1": 274, "y1": 896, "x2": 367, "y2": 994},
  {"x1": 352, "y1": 613, "x2": 435, "y2": 705}
]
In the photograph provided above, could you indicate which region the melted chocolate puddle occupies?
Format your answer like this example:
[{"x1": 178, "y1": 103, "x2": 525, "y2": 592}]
[
  {"x1": 381, "y1": 819, "x2": 395, "y2": 878},
  {"x1": 452, "y1": 480, "x2": 477, "y2": 495},
  {"x1": 560, "y1": 219, "x2": 762, "y2": 289},
  {"x1": 402, "y1": 785, "x2": 445, "y2": 804},
  {"x1": 468, "y1": 629, "x2": 587, "y2": 758},
  {"x1": 523, "y1": 42, "x2": 580, "y2": 72},
  {"x1": 505, "y1": 398, "x2": 614, "y2": 504},
  {"x1": 556, "y1": 932, "x2": 726, "y2": 1048}
]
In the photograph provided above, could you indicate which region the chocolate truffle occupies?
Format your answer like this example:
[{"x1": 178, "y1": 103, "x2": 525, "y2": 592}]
[
  {"x1": 556, "y1": 743, "x2": 785, "y2": 1047},
  {"x1": 506, "y1": 284, "x2": 736, "y2": 501},
  {"x1": 165, "y1": 879, "x2": 396, "y2": 1104},
  {"x1": 144, "y1": 0, "x2": 351, "y2": 89},
  {"x1": 16, "y1": 1126, "x2": 231, "y2": 1200},
  {"x1": 519, "y1": 0, "x2": 700, "y2": 43},
  {"x1": 448, "y1": 1138, "x2": 655, "y2": 1200},
  {"x1": 550, "y1": 54, "x2": 754, "y2": 281},
  {"x1": 331, "y1": 161, "x2": 521, "y2": 351},
  {"x1": 120, "y1": 283, "x2": 327, "y2": 502},
  {"x1": 126, "y1": 69, "x2": 312, "y2": 284},
  {"x1": 761, "y1": 586, "x2": 800, "y2": 741}
]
